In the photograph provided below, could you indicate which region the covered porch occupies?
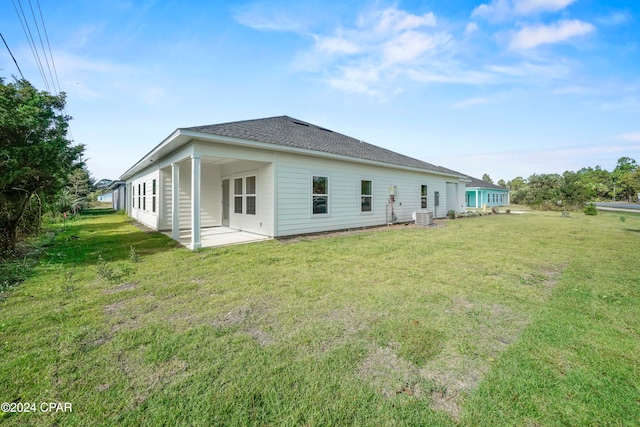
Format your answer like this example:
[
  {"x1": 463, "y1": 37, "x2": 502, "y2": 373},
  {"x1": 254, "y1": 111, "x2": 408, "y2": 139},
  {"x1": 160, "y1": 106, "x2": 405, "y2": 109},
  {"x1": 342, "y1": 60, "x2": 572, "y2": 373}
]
[
  {"x1": 158, "y1": 144, "x2": 275, "y2": 249},
  {"x1": 163, "y1": 226, "x2": 271, "y2": 248}
]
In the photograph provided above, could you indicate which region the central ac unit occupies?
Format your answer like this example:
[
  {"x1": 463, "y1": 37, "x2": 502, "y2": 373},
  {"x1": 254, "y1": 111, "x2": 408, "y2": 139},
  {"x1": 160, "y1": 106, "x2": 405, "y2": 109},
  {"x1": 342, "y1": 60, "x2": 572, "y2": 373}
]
[{"x1": 415, "y1": 211, "x2": 434, "y2": 226}]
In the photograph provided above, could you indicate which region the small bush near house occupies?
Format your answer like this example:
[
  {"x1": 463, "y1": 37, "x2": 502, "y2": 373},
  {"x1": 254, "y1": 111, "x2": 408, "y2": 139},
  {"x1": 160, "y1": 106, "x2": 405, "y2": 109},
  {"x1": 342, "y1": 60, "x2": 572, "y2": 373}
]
[
  {"x1": 506, "y1": 209, "x2": 511, "y2": 214},
  {"x1": 491, "y1": 207, "x2": 499, "y2": 214},
  {"x1": 584, "y1": 203, "x2": 598, "y2": 215},
  {"x1": 447, "y1": 210, "x2": 456, "y2": 219}
]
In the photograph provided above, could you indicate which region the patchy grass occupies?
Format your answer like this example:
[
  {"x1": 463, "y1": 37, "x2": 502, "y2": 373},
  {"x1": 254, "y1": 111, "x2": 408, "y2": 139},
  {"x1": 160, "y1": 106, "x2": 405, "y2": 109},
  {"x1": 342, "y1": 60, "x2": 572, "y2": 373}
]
[{"x1": 0, "y1": 209, "x2": 639, "y2": 425}]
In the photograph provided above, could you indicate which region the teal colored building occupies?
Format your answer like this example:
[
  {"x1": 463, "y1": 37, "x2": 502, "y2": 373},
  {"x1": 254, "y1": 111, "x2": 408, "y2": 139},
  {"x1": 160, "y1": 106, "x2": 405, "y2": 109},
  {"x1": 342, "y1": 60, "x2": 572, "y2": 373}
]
[{"x1": 465, "y1": 176, "x2": 510, "y2": 208}]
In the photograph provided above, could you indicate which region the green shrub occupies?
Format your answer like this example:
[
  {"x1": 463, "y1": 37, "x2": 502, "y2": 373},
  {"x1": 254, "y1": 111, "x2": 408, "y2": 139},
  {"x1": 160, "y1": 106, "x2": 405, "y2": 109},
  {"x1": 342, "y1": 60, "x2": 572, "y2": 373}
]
[
  {"x1": 129, "y1": 245, "x2": 140, "y2": 263},
  {"x1": 96, "y1": 255, "x2": 116, "y2": 282},
  {"x1": 584, "y1": 203, "x2": 598, "y2": 216},
  {"x1": 447, "y1": 210, "x2": 456, "y2": 219}
]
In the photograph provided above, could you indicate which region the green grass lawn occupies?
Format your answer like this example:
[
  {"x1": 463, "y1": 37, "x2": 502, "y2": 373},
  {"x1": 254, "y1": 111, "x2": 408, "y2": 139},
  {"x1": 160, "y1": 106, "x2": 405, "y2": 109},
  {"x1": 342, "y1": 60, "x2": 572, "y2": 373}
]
[{"x1": 1, "y1": 209, "x2": 639, "y2": 426}]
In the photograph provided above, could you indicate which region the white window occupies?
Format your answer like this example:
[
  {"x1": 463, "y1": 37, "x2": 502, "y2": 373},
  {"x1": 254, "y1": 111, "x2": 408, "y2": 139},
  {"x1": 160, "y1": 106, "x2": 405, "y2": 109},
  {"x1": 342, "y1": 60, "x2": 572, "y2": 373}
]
[
  {"x1": 312, "y1": 176, "x2": 328, "y2": 215},
  {"x1": 246, "y1": 176, "x2": 256, "y2": 215},
  {"x1": 361, "y1": 180, "x2": 372, "y2": 213},
  {"x1": 234, "y1": 178, "x2": 243, "y2": 214},
  {"x1": 152, "y1": 179, "x2": 156, "y2": 213},
  {"x1": 421, "y1": 185, "x2": 428, "y2": 209},
  {"x1": 233, "y1": 175, "x2": 257, "y2": 215}
]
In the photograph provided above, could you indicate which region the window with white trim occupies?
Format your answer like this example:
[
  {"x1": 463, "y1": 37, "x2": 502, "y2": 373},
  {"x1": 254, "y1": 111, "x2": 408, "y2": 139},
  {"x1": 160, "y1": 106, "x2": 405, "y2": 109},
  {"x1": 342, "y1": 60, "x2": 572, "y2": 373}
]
[
  {"x1": 138, "y1": 184, "x2": 141, "y2": 210},
  {"x1": 312, "y1": 176, "x2": 328, "y2": 215},
  {"x1": 421, "y1": 185, "x2": 428, "y2": 209},
  {"x1": 361, "y1": 180, "x2": 372, "y2": 213},
  {"x1": 246, "y1": 176, "x2": 256, "y2": 215},
  {"x1": 143, "y1": 182, "x2": 146, "y2": 211},
  {"x1": 152, "y1": 179, "x2": 156, "y2": 213},
  {"x1": 234, "y1": 178, "x2": 243, "y2": 214}
]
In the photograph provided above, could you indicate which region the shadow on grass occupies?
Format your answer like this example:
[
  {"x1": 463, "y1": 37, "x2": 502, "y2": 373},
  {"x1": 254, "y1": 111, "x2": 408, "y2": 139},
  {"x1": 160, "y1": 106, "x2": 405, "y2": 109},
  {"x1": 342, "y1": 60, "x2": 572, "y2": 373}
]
[{"x1": 43, "y1": 210, "x2": 180, "y2": 267}]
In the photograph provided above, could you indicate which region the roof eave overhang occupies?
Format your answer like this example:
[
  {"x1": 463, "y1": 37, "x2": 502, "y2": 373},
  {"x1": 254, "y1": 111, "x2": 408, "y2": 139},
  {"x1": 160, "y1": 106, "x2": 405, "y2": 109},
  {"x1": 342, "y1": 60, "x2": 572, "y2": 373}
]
[
  {"x1": 119, "y1": 129, "x2": 190, "y2": 180},
  {"x1": 466, "y1": 186, "x2": 510, "y2": 191}
]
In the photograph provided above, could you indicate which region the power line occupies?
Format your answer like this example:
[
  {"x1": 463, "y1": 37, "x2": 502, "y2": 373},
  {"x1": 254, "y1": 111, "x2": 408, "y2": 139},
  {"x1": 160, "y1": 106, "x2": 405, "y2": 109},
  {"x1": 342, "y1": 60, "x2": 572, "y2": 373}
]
[
  {"x1": 28, "y1": 0, "x2": 57, "y2": 95},
  {"x1": 12, "y1": 0, "x2": 50, "y2": 91},
  {"x1": 10, "y1": 0, "x2": 75, "y2": 143},
  {"x1": 36, "y1": 0, "x2": 61, "y2": 94},
  {"x1": 0, "y1": 32, "x2": 26, "y2": 80}
]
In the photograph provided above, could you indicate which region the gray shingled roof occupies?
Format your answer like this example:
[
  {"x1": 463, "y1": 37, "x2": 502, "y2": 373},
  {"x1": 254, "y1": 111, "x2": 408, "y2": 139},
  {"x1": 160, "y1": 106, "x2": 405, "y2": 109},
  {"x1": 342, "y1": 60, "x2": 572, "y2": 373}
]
[
  {"x1": 465, "y1": 175, "x2": 508, "y2": 190},
  {"x1": 183, "y1": 115, "x2": 464, "y2": 177}
]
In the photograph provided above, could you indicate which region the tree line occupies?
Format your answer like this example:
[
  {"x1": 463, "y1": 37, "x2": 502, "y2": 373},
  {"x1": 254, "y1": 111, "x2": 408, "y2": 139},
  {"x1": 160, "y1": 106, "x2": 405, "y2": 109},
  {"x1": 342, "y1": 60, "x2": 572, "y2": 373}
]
[
  {"x1": 483, "y1": 157, "x2": 640, "y2": 208},
  {"x1": 1, "y1": 77, "x2": 111, "y2": 256}
]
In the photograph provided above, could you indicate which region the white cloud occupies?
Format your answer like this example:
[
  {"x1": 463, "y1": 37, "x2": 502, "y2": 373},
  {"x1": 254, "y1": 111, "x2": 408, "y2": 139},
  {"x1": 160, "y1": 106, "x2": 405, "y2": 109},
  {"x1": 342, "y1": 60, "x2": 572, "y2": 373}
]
[
  {"x1": 233, "y1": 4, "x2": 307, "y2": 32},
  {"x1": 314, "y1": 36, "x2": 361, "y2": 54},
  {"x1": 382, "y1": 31, "x2": 450, "y2": 64},
  {"x1": 551, "y1": 85, "x2": 589, "y2": 94},
  {"x1": 472, "y1": 0, "x2": 512, "y2": 21},
  {"x1": 374, "y1": 8, "x2": 437, "y2": 32},
  {"x1": 239, "y1": 3, "x2": 595, "y2": 96},
  {"x1": 509, "y1": 20, "x2": 595, "y2": 50},
  {"x1": 596, "y1": 11, "x2": 632, "y2": 26},
  {"x1": 487, "y1": 60, "x2": 570, "y2": 80},
  {"x1": 439, "y1": 143, "x2": 640, "y2": 179},
  {"x1": 451, "y1": 97, "x2": 490, "y2": 109},
  {"x1": 473, "y1": 0, "x2": 577, "y2": 21},
  {"x1": 295, "y1": 5, "x2": 452, "y2": 95},
  {"x1": 406, "y1": 68, "x2": 497, "y2": 85},
  {"x1": 513, "y1": 0, "x2": 577, "y2": 15},
  {"x1": 619, "y1": 132, "x2": 640, "y2": 142},
  {"x1": 465, "y1": 22, "x2": 479, "y2": 35},
  {"x1": 326, "y1": 65, "x2": 382, "y2": 96}
]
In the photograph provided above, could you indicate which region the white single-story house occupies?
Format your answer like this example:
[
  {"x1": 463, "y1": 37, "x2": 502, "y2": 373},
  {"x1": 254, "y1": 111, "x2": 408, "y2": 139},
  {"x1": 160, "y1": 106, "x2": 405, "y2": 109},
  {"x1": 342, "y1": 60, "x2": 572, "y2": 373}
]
[
  {"x1": 108, "y1": 180, "x2": 127, "y2": 211},
  {"x1": 465, "y1": 176, "x2": 510, "y2": 208},
  {"x1": 120, "y1": 116, "x2": 467, "y2": 249}
]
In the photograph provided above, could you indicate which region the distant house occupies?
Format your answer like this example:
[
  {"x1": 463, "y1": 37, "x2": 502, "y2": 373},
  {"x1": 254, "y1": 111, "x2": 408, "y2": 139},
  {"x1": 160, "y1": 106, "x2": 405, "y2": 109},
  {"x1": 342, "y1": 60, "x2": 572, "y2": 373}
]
[
  {"x1": 97, "y1": 193, "x2": 112, "y2": 203},
  {"x1": 108, "y1": 180, "x2": 126, "y2": 210},
  {"x1": 119, "y1": 116, "x2": 468, "y2": 249},
  {"x1": 465, "y1": 176, "x2": 510, "y2": 208}
]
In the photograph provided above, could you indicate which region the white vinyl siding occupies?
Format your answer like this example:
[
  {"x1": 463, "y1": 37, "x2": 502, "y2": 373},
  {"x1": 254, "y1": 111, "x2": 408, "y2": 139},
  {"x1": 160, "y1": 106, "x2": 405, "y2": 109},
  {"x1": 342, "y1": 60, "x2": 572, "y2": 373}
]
[
  {"x1": 130, "y1": 169, "x2": 161, "y2": 229},
  {"x1": 275, "y1": 152, "x2": 460, "y2": 236}
]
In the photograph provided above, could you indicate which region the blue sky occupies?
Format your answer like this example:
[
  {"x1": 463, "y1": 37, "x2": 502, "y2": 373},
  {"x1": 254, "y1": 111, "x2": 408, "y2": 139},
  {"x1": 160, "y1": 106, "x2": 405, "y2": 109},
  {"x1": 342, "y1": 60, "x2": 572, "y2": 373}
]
[{"x1": 1, "y1": 0, "x2": 639, "y2": 182}]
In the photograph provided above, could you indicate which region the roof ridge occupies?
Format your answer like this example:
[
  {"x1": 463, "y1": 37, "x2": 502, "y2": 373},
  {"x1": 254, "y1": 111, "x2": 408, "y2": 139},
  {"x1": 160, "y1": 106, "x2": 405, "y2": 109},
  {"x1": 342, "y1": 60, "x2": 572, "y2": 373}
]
[{"x1": 181, "y1": 116, "x2": 466, "y2": 178}]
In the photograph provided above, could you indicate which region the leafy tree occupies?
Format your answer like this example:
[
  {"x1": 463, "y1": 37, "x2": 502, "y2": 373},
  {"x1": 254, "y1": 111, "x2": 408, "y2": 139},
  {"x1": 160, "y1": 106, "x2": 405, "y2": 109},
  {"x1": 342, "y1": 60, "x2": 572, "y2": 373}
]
[
  {"x1": 611, "y1": 157, "x2": 638, "y2": 202},
  {"x1": 481, "y1": 173, "x2": 493, "y2": 184},
  {"x1": 507, "y1": 176, "x2": 527, "y2": 191},
  {"x1": 0, "y1": 78, "x2": 84, "y2": 253},
  {"x1": 561, "y1": 171, "x2": 590, "y2": 205},
  {"x1": 68, "y1": 167, "x2": 93, "y2": 199},
  {"x1": 527, "y1": 173, "x2": 562, "y2": 205},
  {"x1": 616, "y1": 168, "x2": 640, "y2": 202},
  {"x1": 614, "y1": 157, "x2": 637, "y2": 174},
  {"x1": 497, "y1": 179, "x2": 507, "y2": 188}
]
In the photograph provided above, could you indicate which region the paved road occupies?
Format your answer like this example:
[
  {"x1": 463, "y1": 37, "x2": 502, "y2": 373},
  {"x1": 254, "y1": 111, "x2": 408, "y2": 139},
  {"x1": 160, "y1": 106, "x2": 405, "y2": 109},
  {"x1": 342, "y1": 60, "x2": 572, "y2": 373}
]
[{"x1": 594, "y1": 202, "x2": 640, "y2": 212}]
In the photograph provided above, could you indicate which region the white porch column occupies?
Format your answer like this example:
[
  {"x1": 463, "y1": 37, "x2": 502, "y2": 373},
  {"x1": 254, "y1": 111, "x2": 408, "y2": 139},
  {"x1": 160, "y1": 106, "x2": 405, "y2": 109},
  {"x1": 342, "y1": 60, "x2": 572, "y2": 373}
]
[
  {"x1": 190, "y1": 155, "x2": 201, "y2": 250},
  {"x1": 171, "y1": 163, "x2": 180, "y2": 241},
  {"x1": 475, "y1": 189, "x2": 479, "y2": 208}
]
